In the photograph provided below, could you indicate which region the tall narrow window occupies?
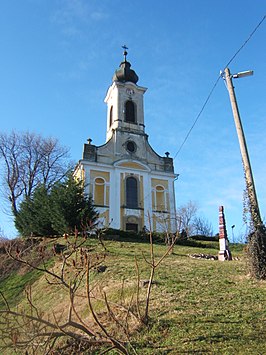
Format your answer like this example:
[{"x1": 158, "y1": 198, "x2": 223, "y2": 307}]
[
  {"x1": 94, "y1": 177, "x2": 105, "y2": 206},
  {"x1": 126, "y1": 177, "x2": 138, "y2": 208},
  {"x1": 155, "y1": 185, "x2": 166, "y2": 211},
  {"x1": 125, "y1": 101, "x2": 136, "y2": 123},
  {"x1": 109, "y1": 106, "x2": 113, "y2": 127}
]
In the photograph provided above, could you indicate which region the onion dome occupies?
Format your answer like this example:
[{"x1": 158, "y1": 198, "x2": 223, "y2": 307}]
[{"x1": 112, "y1": 46, "x2": 139, "y2": 84}]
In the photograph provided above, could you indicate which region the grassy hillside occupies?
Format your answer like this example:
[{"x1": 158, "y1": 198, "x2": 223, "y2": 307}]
[{"x1": 0, "y1": 236, "x2": 265, "y2": 354}]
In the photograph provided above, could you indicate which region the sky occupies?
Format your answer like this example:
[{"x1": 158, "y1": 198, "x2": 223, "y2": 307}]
[{"x1": 0, "y1": 0, "x2": 265, "y2": 242}]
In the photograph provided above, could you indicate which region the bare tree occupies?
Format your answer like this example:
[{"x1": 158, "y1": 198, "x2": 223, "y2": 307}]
[
  {"x1": 0, "y1": 235, "x2": 133, "y2": 354},
  {"x1": 140, "y1": 216, "x2": 178, "y2": 324},
  {"x1": 0, "y1": 131, "x2": 71, "y2": 216},
  {"x1": 0, "y1": 224, "x2": 176, "y2": 353},
  {"x1": 0, "y1": 227, "x2": 7, "y2": 243},
  {"x1": 193, "y1": 216, "x2": 213, "y2": 237},
  {"x1": 176, "y1": 201, "x2": 198, "y2": 237}
]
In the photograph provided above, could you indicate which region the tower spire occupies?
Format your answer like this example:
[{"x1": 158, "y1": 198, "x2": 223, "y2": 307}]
[
  {"x1": 112, "y1": 46, "x2": 138, "y2": 84},
  {"x1": 122, "y1": 44, "x2": 128, "y2": 62}
]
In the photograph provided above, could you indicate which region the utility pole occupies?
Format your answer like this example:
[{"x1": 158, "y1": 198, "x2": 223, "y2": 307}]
[{"x1": 224, "y1": 67, "x2": 262, "y2": 229}]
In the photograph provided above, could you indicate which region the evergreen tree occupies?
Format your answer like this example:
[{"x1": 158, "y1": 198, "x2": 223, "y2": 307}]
[
  {"x1": 15, "y1": 175, "x2": 98, "y2": 237},
  {"x1": 15, "y1": 185, "x2": 56, "y2": 236},
  {"x1": 50, "y1": 175, "x2": 98, "y2": 235}
]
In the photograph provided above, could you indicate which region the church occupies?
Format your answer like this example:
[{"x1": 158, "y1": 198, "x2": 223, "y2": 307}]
[{"x1": 74, "y1": 49, "x2": 177, "y2": 233}]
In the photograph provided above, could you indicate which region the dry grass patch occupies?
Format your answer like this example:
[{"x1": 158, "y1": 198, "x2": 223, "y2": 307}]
[{"x1": 1, "y1": 237, "x2": 266, "y2": 354}]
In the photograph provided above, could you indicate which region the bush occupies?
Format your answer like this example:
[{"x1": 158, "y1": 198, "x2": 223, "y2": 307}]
[
  {"x1": 247, "y1": 226, "x2": 266, "y2": 279},
  {"x1": 190, "y1": 235, "x2": 219, "y2": 242},
  {"x1": 101, "y1": 228, "x2": 148, "y2": 242}
]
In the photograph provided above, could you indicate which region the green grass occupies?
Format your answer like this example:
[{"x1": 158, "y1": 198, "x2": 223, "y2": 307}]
[
  {"x1": 0, "y1": 268, "x2": 44, "y2": 308},
  {"x1": 134, "y1": 244, "x2": 265, "y2": 354},
  {"x1": 0, "y1": 237, "x2": 265, "y2": 354}
]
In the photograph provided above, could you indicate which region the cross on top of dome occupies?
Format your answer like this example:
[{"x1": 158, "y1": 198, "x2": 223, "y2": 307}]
[
  {"x1": 122, "y1": 44, "x2": 128, "y2": 61},
  {"x1": 112, "y1": 45, "x2": 139, "y2": 84}
]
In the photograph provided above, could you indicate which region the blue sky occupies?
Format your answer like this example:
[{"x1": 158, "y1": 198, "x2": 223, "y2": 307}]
[{"x1": 0, "y1": 0, "x2": 265, "y2": 241}]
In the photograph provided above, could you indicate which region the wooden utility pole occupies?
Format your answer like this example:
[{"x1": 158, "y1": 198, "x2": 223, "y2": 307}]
[{"x1": 224, "y1": 67, "x2": 262, "y2": 228}]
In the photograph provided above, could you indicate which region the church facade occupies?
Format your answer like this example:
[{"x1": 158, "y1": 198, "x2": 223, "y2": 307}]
[{"x1": 75, "y1": 50, "x2": 177, "y2": 233}]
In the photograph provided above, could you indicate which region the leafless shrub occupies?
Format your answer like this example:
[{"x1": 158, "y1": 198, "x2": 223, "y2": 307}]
[{"x1": 0, "y1": 224, "x2": 175, "y2": 353}]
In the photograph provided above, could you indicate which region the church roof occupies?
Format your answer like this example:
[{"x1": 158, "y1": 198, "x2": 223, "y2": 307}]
[{"x1": 112, "y1": 47, "x2": 139, "y2": 84}]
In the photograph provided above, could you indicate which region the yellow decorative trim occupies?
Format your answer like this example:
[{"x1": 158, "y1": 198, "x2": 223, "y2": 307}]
[
  {"x1": 151, "y1": 178, "x2": 169, "y2": 189},
  {"x1": 118, "y1": 162, "x2": 147, "y2": 170},
  {"x1": 90, "y1": 170, "x2": 110, "y2": 182}
]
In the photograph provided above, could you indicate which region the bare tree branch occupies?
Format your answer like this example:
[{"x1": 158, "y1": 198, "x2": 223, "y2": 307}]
[
  {"x1": 0, "y1": 131, "x2": 71, "y2": 217},
  {"x1": 176, "y1": 200, "x2": 198, "y2": 237}
]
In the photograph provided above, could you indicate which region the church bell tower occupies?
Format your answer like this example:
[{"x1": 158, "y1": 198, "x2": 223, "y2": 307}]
[
  {"x1": 105, "y1": 47, "x2": 146, "y2": 142},
  {"x1": 75, "y1": 48, "x2": 177, "y2": 233}
]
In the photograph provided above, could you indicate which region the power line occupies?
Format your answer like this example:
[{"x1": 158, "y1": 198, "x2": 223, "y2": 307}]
[
  {"x1": 139, "y1": 15, "x2": 266, "y2": 208},
  {"x1": 173, "y1": 75, "x2": 221, "y2": 160},
  {"x1": 173, "y1": 14, "x2": 266, "y2": 160},
  {"x1": 224, "y1": 14, "x2": 265, "y2": 69}
]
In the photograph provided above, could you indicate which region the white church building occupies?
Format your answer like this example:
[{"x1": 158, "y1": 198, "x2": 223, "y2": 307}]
[{"x1": 75, "y1": 49, "x2": 177, "y2": 233}]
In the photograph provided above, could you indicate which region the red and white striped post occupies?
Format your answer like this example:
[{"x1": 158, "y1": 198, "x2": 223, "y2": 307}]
[{"x1": 218, "y1": 206, "x2": 232, "y2": 261}]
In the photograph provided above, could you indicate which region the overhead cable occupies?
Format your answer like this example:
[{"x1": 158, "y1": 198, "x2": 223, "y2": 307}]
[{"x1": 173, "y1": 14, "x2": 266, "y2": 160}]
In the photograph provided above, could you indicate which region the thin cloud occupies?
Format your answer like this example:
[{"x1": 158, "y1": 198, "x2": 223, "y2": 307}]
[
  {"x1": 51, "y1": 0, "x2": 108, "y2": 28},
  {"x1": 91, "y1": 11, "x2": 109, "y2": 21},
  {"x1": 51, "y1": 0, "x2": 89, "y2": 24}
]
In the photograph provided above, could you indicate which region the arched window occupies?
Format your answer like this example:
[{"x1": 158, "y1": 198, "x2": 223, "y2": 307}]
[
  {"x1": 109, "y1": 106, "x2": 113, "y2": 127},
  {"x1": 126, "y1": 177, "x2": 138, "y2": 208},
  {"x1": 125, "y1": 101, "x2": 136, "y2": 123},
  {"x1": 94, "y1": 177, "x2": 105, "y2": 206},
  {"x1": 155, "y1": 185, "x2": 166, "y2": 211}
]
